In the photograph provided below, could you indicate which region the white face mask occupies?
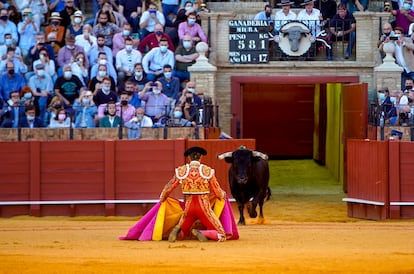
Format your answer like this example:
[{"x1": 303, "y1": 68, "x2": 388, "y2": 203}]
[
  {"x1": 74, "y1": 17, "x2": 82, "y2": 24},
  {"x1": 99, "y1": 59, "x2": 107, "y2": 65},
  {"x1": 152, "y1": 89, "x2": 161, "y2": 95},
  {"x1": 125, "y1": 45, "x2": 133, "y2": 51},
  {"x1": 63, "y1": 71, "x2": 72, "y2": 79}
]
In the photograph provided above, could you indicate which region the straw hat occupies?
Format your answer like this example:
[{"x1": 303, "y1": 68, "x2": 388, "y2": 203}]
[
  {"x1": 49, "y1": 12, "x2": 62, "y2": 21},
  {"x1": 71, "y1": 10, "x2": 85, "y2": 22}
]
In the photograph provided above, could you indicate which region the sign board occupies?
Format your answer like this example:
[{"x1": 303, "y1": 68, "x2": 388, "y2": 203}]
[{"x1": 229, "y1": 20, "x2": 270, "y2": 64}]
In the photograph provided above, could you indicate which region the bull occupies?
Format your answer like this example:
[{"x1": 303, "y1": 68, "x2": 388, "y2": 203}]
[
  {"x1": 218, "y1": 147, "x2": 271, "y2": 225},
  {"x1": 280, "y1": 24, "x2": 310, "y2": 52}
]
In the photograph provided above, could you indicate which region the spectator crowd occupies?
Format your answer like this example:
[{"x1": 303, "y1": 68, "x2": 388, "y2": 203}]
[{"x1": 0, "y1": 0, "x2": 209, "y2": 136}]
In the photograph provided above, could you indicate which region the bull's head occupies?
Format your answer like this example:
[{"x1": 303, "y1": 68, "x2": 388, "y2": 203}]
[
  {"x1": 218, "y1": 148, "x2": 268, "y2": 184},
  {"x1": 280, "y1": 25, "x2": 310, "y2": 52}
]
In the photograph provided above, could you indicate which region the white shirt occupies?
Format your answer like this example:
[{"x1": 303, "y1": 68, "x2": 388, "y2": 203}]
[
  {"x1": 395, "y1": 43, "x2": 411, "y2": 73},
  {"x1": 297, "y1": 8, "x2": 323, "y2": 36},
  {"x1": 115, "y1": 49, "x2": 143, "y2": 73},
  {"x1": 274, "y1": 9, "x2": 297, "y2": 33},
  {"x1": 140, "y1": 115, "x2": 154, "y2": 127},
  {"x1": 139, "y1": 11, "x2": 166, "y2": 32},
  {"x1": 32, "y1": 59, "x2": 56, "y2": 78},
  {"x1": 75, "y1": 33, "x2": 97, "y2": 53},
  {"x1": 142, "y1": 47, "x2": 175, "y2": 74}
]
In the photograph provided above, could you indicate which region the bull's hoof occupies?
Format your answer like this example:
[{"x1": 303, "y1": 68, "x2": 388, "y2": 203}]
[{"x1": 237, "y1": 219, "x2": 246, "y2": 225}]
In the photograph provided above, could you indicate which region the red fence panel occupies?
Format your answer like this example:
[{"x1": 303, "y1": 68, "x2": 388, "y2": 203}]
[{"x1": 345, "y1": 139, "x2": 389, "y2": 220}]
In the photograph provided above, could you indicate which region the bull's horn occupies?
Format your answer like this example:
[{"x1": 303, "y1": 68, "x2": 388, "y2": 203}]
[
  {"x1": 217, "y1": 151, "x2": 233, "y2": 160},
  {"x1": 252, "y1": 151, "x2": 268, "y2": 160}
]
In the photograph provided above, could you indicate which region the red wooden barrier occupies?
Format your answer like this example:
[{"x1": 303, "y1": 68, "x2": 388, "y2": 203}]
[
  {"x1": 345, "y1": 139, "x2": 414, "y2": 220},
  {"x1": 0, "y1": 139, "x2": 255, "y2": 217}
]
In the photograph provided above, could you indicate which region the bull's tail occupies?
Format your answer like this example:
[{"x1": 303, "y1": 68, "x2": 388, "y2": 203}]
[{"x1": 266, "y1": 187, "x2": 271, "y2": 201}]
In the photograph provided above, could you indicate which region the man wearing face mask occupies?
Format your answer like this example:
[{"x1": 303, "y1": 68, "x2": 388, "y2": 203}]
[
  {"x1": 390, "y1": 0, "x2": 414, "y2": 34},
  {"x1": 178, "y1": 81, "x2": 202, "y2": 123},
  {"x1": 87, "y1": 34, "x2": 113, "y2": 68},
  {"x1": 28, "y1": 64, "x2": 53, "y2": 123},
  {"x1": 159, "y1": 64, "x2": 180, "y2": 102},
  {"x1": 0, "y1": 62, "x2": 26, "y2": 105},
  {"x1": 0, "y1": 47, "x2": 28, "y2": 75},
  {"x1": 73, "y1": 90, "x2": 98, "y2": 128},
  {"x1": 174, "y1": 34, "x2": 198, "y2": 82},
  {"x1": 93, "y1": 76, "x2": 117, "y2": 107},
  {"x1": 142, "y1": 38, "x2": 175, "y2": 81},
  {"x1": 17, "y1": 8, "x2": 39, "y2": 63},
  {"x1": 139, "y1": 2, "x2": 166, "y2": 39},
  {"x1": 0, "y1": 8, "x2": 17, "y2": 45},
  {"x1": 89, "y1": 51, "x2": 117, "y2": 83},
  {"x1": 92, "y1": 10, "x2": 120, "y2": 48},
  {"x1": 139, "y1": 80, "x2": 171, "y2": 123},
  {"x1": 45, "y1": 12, "x2": 65, "y2": 46},
  {"x1": 115, "y1": 37, "x2": 142, "y2": 83},
  {"x1": 97, "y1": 91, "x2": 135, "y2": 122},
  {"x1": 21, "y1": 104, "x2": 45, "y2": 128},
  {"x1": 138, "y1": 23, "x2": 175, "y2": 54},
  {"x1": 0, "y1": 90, "x2": 25, "y2": 128},
  {"x1": 122, "y1": 80, "x2": 142, "y2": 108},
  {"x1": 0, "y1": 33, "x2": 22, "y2": 59},
  {"x1": 75, "y1": 24, "x2": 97, "y2": 53},
  {"x1": 112, "y1": 22, "x2": 134, "y2": 57},
  {"x1": 168, "y1": 105, "x2": 193, "y2": 127},
  {"x1": 54, "y1": 64, "x2": 85, "y2": 108},
  {"x1": 129, "y1": 62, "x2": 149, "y2": 91},
  {"x1": 178, "y1": 12, "x2": 207, "y2": 44},
  {"x1": 57, "y1": 34, "x2": 87, "y2": 69},
  {"x1": 59, "y1": 0, "x2": 78, "y2": 29}
]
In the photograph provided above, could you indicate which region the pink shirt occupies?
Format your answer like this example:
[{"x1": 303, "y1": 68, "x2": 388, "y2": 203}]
[{"x1": 178, "y1": 22, "x2": 207, "y2": 43}]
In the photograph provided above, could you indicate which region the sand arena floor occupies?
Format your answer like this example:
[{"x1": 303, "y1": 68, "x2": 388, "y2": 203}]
[{"x1": 1, "y1": 199, "x2": 414, "y2": 274}]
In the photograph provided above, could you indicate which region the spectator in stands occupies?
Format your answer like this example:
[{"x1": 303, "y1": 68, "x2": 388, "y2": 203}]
[
  {"x1": 72, "y1": 90, "x2": 98, "y2": 128},
  {"x1": 390, "y1": 0, "x2": 414, "y2": 34},
  {"x1": 297, "y1": 0, "x2": 332, "y2": 60},
  {"x1": 174, "y1": 33, "x2": 198, "y2": 82},
  {"x1": 129, "y1": 62, "x2": 149, "y2": 91},
  {"x1": 75, "y1": 24, "x2": 97, "y2": 53},
  {"x1": 254, "y1": 4, "x2": 273, "y2": 24},
  {"x1": 116, "y1": 36, "x2": 143, "y2": 83},
  {"x1": 18, "y1": 8, "x2": 39, "y2": 63},
  {"x1": 0, "y1": 90, "x2": 26, "y2": 128},
  {"x1": 89, "y1": 64, "x2": 117, "y2": 94},
  {"x1": 20, "y1": 86, "x2": 36, "y2": 109},
  {"x1": 159, "y1": 64, "x2": 180, "y2": 101},
  {"x1": 0, "y1": 33, "x2": 22, "y2": 59},
  {"x1": 377, "y1": 22, "x2": 395, "y2": 58},
  {"x1": 142, "y1": 38, "x2": 175, "y2": 81},
  {"x1": 49, "y1": 0, "x2": 70, "y2": 13},
  {"x1": 341, "y1": 0, "x2": 368, "y2": 14},
  {"x1": 20, "y1": 104, "x2": 45, "y2": 128},
  {"x1": 169, "y1": 105, "x2": 193, "y2": 126},
  {"x1": 70, "y1": 51, "x2": 89, "y2": 86},
  {"x1": 65, "y1": 10, "x2": 84, "y2": 38},
  {"x1": 124, "y1": 80, "x2": 142, "y2": 108},
  {"x1": 178, "y1": 12, "x2": 207, "y2": 44},
  {"x1": 118, "y1": 0, "x2": 142, "y2": 33},
  {"x1": 97, "y1": 91, "x2": 136, "y2": 122},
  {"x1": 112, "y1": 22, "x2": 133, "y2": 57},
  {"x1": 170, "y1": 1, "x2": 200, "y2": 46},
  {"x1": 32, "y1": 47, "x2": 57, "y2": 82},
  {"x1": 138, "y1": 23, "x2": 175, "y2": 54},
  {"x1": 393, "y1": 26, "x2": 414, "y2": 88},
  {"x1": 329, "y1": 3, "x2": 356, "y2": 59},
  {"x1": 274, "y1": 0, "x2": 296, "y2": 34},
  {"x1": 87, "y1": 34, "x2": 113, "y2": 67},
  {"x1": 28, "y1": 63, "x2": 54, "y2": 123},
  {"x1": 54, "y1": 64, "x2": 85, "y2": 108},
  {"x1": 90, "y1": 51, "x2": 117, "y2": 83},
  {"x1": 95, "y1": 0, "x2": 126, "y2": 28},
  {"x1": 139, "y1": 80, "x2": 171, "y2": 123},
  {"x1": 57, "y1": 34, "x2": 87, "y2": 69},
  {"x1": 162, "y1": 0, "x2": 180, "y2": 28},
  {"x1": 133, "y1": 107, "x2": 154, "y2": 127},
  {"x1": 0, "y1": 8, "x2": 17, "y2": 45},
  {"x1": 0, "y1": 61, "x2": 26, "y2": 104},
  {"x1": 0, "y1": 47, "x2": 28, "y2": 75},
  {"x1": 177, "y1": 81, "x2": 202, "y2": 122},
  {"x1": 139, "y1": 2, "x2": 166, "y2": 39},
  {"x1": 44, "y1": 95, "x2": 63, "y2": 126},
  {"x1": 397, "y1": 79, "x2": 414, "y2": 125},
  {"x1": 48, "y1": 107, "x2": 74, "y2": 128},
  {"x1": 98, "y1": 100, "x2": 121, "y2": 128},
  {"x1": 26, "y1": 0, "x2": 48, "y2": 28},
  {"x1": 93, "y1": 76, "x2": 118, "y2": 106},
  {"x1": 93, "y1": 10, "x2": 120, "y2": 49},
  {"x1": 59, "y1": 0, "x2": 78, "y2": 29},
  {"x1": 315, "y1": 0, "x2": 337, "y2": 24},
  {"x1": 45, "y1": 12, "x2": 65, "y2": 46},
  {"x1": 29, "y1": 32, "x2": 56, "y2": 64}
]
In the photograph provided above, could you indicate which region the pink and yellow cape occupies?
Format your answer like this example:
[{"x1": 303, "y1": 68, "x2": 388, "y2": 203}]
[{"x1": 119, "y1": 197, "x2": 239, "y2": 241}]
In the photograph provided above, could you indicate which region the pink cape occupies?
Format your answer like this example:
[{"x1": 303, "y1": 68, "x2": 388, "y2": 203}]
[{"x1": 119, "y1": 197, "x2": 239, "y2": 241}]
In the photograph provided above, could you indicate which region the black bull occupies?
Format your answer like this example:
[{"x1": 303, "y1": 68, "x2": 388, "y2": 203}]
[
  {"x1": 281, "y1": 25, "x2": 310, "y2": 52},
  {"x1": 218, "y1": 149, "x2": 271, "y2": 225}
]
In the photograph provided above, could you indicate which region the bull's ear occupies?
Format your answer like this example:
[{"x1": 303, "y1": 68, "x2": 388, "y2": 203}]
[{"x1": 251, "y1": 156, "x2": 262, "y2": 162}]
